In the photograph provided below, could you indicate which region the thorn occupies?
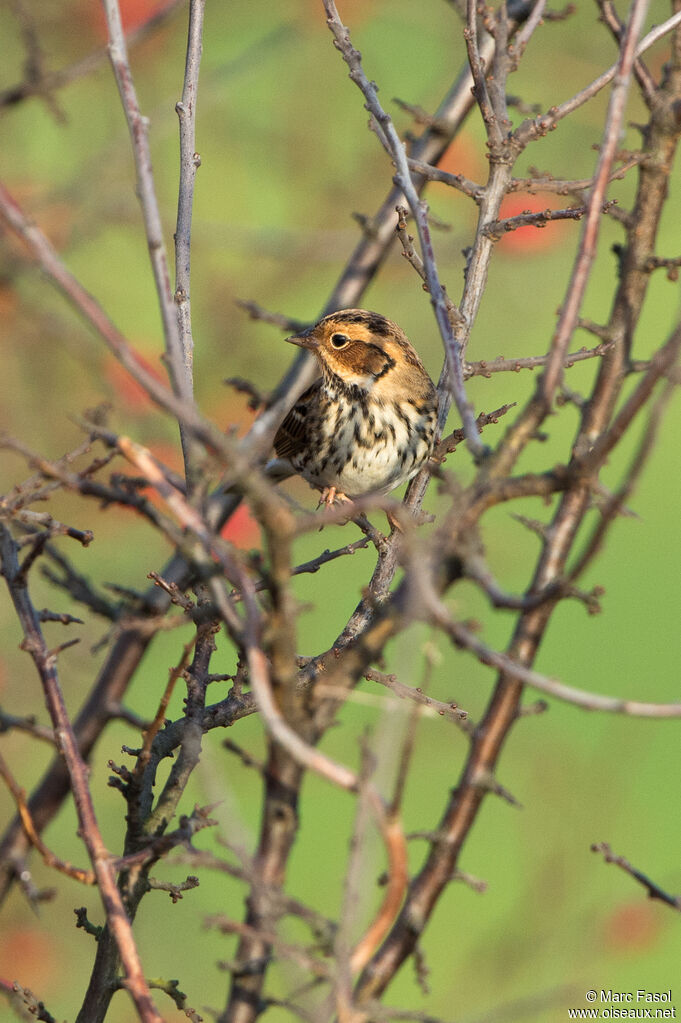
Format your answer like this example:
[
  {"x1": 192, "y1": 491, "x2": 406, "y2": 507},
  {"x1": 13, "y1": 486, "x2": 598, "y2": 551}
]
[
  {"x1": 473, "y1": 768, "x2": 522, "y2": 807},
  {"x1": 452, "y1": 869, "x2": 488, "y2": 893}
]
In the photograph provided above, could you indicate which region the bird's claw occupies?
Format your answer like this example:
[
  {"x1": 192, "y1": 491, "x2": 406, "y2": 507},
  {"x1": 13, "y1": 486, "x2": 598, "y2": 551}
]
[{"x1": 317, "y1": 487, "x2": 352, "y2": 508}]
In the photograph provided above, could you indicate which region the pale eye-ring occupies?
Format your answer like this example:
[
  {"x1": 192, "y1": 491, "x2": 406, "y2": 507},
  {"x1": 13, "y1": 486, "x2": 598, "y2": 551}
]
[{"x1": 330, "y1": 333, "x2": 350, "y2": 349}]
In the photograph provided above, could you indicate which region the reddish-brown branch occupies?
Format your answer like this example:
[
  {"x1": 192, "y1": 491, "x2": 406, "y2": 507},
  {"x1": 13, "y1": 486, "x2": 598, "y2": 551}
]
[
  {"x1": 0, "y1": 525, "x2": 161, "y2": 1022},
  {"x1": 350, "y1": 800, "x2": 409, "y2": 974},
  {"x1": 352, "y1": 12, "x2": 681, "y2": 1002},
  {"x1": 540, "y1": 0, "x2": 650, "y2": 401},
  {"x1": 0, "y1": 751, "x2": 95, "y2": 885}
]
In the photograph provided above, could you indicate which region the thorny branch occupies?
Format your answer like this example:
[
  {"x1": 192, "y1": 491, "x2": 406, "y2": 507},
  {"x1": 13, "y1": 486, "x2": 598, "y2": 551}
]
[
  {"x1": 538, "y1": 0, "x2": 651, "y2": 402},
  {"x1": 173, "y1": 0, "x2": 206, "y2": 489},
  {"x1": 322, "y1": 0, "x2": 487, "y2": 459},
  {"x1": 1, "y1": 1, "x2": 681, "y2": 1022},
  {"x1": 101, "y1": 0, "x2": 188, "y2": 408},
  {"x1": 0, "y1": 526, "x2": 162, "y2": 1022},
  {"x1": 351, "y1": 5, "x2": 681, "y2": 1006},
  {"x1": 0, "y1": 1, "x2": 545, "y2": 926}
]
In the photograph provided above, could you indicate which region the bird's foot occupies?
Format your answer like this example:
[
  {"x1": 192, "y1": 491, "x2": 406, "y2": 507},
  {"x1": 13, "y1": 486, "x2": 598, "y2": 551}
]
[
  {"x1": 317, "y1": 487, "x2": 354, "y2": 531},
  {"x1": 317, "y1": 486, "x2": 352, "y2": 508}
]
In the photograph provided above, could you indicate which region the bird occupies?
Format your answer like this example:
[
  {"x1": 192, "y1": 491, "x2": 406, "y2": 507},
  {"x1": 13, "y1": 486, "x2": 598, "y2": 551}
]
[{"x1": 268, "y1": 309, "x2": 438, "y2": 509}]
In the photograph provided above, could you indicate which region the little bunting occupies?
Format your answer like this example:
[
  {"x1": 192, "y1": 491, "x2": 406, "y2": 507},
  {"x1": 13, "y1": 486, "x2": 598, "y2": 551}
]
[{"x1": 268, "y1": 309, "x2": 438, "y2": 507}]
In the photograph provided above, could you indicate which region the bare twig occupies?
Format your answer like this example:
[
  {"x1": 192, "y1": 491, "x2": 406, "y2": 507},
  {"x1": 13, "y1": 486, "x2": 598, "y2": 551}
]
[
  {"x1": 435, "y1": 403, "x2": 517, "y2": 455},
  {"x1": 596, "y1": 0, "x2": 658, "y2": 106},
  {"x1": 0, "y1": 751, "x2": 95, "y2": 885},
  {"x1": 208, "y1": 914, "x2": 332, "y2": 979},
  {"x1": 102, "y1": 0, "x2": 198, "y2": 481},
  {"x1": 0, "y1": 708, "x2": 55, "y2": 744},
  {"x1": 509, "y1": 155, "x2": 645, "y2": 195},
  {"x1": 235, "y1": 300, "x2": 309, "y2": 333},
  {"x1": 147, "y1": 874, "x2": 200, "y2": 902},
  {"x1": 567, "y1": 374, "x2": 679, "y2": 583},
  {"x1": 0, "y1": 525, "x2": 161, "y2": 1023},
  {"x1": 2, "y1": 980, "x2": 57, "y2": 1023},
  {"x1": 228, "y1": 536, "x2": 371, "y2": 603},
  {"x1": 322, "y1": 0, "x2": 486, "y2": 460},
  {"x1": 429, "y1": 599, "x2": 681, "y2": 718},
  {"x1": 133, "y1": 639, "x2": 196, "y2": 784},
  {"x1": 0, "y1": 0, "x2": 186, "y2": 111},
  {"x1": 643, "y1": 254, "x2": 681, "y2": 279},
  {"x1": 405, "y1": 158, "x2": 483, "y2": 201},
  {"x1": 483, "y1": 200, "x2": 617, "y2": 238},
  {"x1": 349, "y1": 803, "x2": 408, "y2": 975},
  {"x1": 539, "y1": 0, "x2": 651, "y2": 402},
  {"x1": 513, "y1": 10, "x2": 681, "y2": 149},
  {"x1": 363, "y1": 669, "x2": 470, "y2": 730},
  {"x1": 174, "y1": 0, "x2": 206, "y2": 489},
  {"x1": 465, "y1": 343, "x2": 613, "y2": 379},
  {"x1": 591, "y1": 842, "x2": 681, "y2": 911}
]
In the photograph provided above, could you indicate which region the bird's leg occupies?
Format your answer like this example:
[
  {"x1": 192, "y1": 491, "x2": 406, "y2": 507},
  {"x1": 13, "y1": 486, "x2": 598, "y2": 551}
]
[
  {"x1": 316, "y1": 487, "x2": 354, "y2": 531},
  {"x1": 317, "y1": 486, "x2": 337, "y2": 507},
  {"x1": 317, "y1": 486, "x2": 352, "y2": 508}
]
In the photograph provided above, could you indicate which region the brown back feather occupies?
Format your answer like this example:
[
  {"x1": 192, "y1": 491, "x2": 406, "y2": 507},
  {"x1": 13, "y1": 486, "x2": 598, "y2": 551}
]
[{"x1": 273, "y1": 380, "x2": 321, "y2": 460}]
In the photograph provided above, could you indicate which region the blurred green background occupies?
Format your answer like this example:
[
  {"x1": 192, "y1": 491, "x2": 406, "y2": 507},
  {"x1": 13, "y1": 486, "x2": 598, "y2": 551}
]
[{"x1": 1, "y1": 1, "x2": 681, "y2": 1020}]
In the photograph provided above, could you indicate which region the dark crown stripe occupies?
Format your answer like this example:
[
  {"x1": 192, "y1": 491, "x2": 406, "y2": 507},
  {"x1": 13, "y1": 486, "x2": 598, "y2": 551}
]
[{"x1": 322, "y1": 310, "x2": 392, "y2": 337}]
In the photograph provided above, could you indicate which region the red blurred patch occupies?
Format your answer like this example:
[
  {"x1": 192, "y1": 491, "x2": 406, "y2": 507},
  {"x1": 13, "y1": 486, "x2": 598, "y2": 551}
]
[
  {"x1": 89, "y1": 0, "x2": 165, "y2": 37},
  {"x1": 0, "y1": 927, "x2": 60, "y2": 991},
  {"x1": 3, "y1": 182, "x2": 75, "y2": 252},
  {"x1": 203, "y1": 390, "x2": 258, "y2": 438},
  {"x1": 103, "y1": 351, "x2": 167, "y2": 412},
  {"x1": 221, "y1": 503, "x2": 261, "y2": 550},
  {"x1": 0, "y1": 285, "x2": 17, "y2": 331},
  {"x1": 604, "y1": 901, "x2": 664, "y2": 952},
  {"x1": 300, "y1": 0, "x2": 383, "y2": 27},
  {"x1": 495, "y1": 194, "x2": 568, "y2": 252},
  {"x1": 146, "y1": 441, "x2": 183, "y2": 476},
  {"x1": 437, "y1": 133, "x2": 486, "y2": 186}
]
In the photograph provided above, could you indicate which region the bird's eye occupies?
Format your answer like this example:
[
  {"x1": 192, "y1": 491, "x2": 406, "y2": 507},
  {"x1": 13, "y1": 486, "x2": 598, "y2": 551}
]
[{"x1": 330, "y1": 333, "x2": 350, "y2": 349}]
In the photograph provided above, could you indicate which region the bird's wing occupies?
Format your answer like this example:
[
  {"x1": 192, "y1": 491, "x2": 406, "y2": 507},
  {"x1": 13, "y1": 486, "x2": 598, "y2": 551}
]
[{"x1": 273, "y1": 380, "x2": 321, "y2": 461}]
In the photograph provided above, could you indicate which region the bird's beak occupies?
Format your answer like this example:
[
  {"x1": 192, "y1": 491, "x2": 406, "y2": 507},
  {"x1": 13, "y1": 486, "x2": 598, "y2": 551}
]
[{"x1": 286, "y1": 329, "x2": 318, "y2": 351}]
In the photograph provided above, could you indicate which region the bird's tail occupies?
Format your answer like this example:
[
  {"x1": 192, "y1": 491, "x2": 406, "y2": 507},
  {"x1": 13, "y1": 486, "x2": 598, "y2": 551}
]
[{"x1": 263, "y1": 457, "x2": 295, "y2": 483}]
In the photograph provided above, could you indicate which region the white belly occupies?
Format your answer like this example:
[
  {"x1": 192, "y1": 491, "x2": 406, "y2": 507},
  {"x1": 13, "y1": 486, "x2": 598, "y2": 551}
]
[{"x1": 300, "y1": 398, "x2": 432, "y2": 497}]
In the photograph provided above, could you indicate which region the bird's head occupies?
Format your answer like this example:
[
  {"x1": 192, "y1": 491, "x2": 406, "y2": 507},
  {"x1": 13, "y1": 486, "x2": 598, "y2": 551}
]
[{"x1": 286, "y1": 309, "x2": 432, "y2": 398}]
